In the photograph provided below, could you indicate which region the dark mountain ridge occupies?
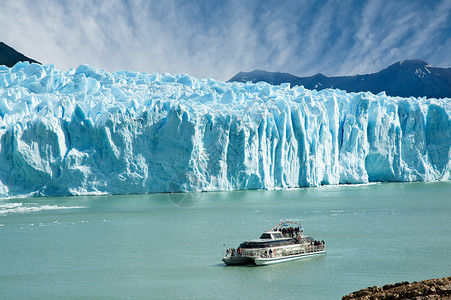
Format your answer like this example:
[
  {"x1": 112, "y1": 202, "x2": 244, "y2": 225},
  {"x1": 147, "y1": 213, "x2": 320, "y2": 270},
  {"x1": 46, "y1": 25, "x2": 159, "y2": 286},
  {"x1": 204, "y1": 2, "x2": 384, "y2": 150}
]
[
  {"x1": 229, "y1": 59, "x2": 451, "y2": 98},
  {"x1": 0, "y1": 42, "x2": 40, "y2": 68}
]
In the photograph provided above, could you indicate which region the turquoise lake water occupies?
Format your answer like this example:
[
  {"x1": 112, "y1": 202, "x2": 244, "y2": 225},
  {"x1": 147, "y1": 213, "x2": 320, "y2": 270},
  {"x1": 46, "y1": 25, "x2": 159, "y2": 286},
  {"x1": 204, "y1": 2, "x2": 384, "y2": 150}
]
[{"x1": 1, "y1": 182, "x2": 450, "y2": 299}]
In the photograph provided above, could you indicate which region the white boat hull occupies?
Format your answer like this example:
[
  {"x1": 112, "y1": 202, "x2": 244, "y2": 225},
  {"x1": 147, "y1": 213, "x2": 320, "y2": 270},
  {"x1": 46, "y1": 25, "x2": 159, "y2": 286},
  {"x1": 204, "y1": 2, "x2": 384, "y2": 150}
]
[{"x1": 254, "y1": 249, "x2": 326, "y2": 266}]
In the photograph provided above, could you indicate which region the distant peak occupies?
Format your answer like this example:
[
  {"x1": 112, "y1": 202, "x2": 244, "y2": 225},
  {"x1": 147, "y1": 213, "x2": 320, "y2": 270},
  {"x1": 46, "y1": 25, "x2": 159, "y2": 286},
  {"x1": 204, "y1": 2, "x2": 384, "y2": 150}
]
[
  {"x1": 311, "y1": 73, "x2": 326, "y2": 78},
  {"x1": 395, "y1": 59, "x2": 429, "y2": 67}
]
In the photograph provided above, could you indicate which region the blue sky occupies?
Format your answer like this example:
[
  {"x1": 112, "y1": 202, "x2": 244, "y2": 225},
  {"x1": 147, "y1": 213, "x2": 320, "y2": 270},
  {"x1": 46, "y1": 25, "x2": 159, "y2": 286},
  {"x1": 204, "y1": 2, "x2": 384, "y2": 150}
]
[{"x1": 1, "y1": 0, "x2": 450, "y2": 81}]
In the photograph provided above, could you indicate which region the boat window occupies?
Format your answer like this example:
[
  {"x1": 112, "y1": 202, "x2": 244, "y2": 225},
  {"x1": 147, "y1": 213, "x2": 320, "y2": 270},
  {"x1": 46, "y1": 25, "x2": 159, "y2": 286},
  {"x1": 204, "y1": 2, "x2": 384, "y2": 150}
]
[
  {"x1": 239, "y1": 242, "x2": 250, "y2": 248},
  {"x1": 273, "y1": 233, "x2": 284, "y2": 239},
  {"x1": 270, "y1": 240, "x2": 295, "y2": 247},
  {"x1": 239, "y1": 238, "x2": 297, "y2": 249},
  {"x1": 301, "y1": 237, "x2": 314, "y2": 243},
  {"x1": 260, "y1": 233, "x2": 272, "y2": 239}
]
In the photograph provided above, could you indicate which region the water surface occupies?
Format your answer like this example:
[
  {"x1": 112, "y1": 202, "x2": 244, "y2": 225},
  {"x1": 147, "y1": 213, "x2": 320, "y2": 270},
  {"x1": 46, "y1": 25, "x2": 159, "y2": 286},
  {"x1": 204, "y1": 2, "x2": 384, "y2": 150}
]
[{"x1": 1, "y1": 182, "x2": 450, "y2": 299}]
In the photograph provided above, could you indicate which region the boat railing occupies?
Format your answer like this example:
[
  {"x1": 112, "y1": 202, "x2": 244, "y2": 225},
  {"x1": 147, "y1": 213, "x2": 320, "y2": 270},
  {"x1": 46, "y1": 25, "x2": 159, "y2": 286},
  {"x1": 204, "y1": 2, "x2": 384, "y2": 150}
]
[
  {"x1": 224, "y1": 244, "x2": 325, "y2": 258},
  {"x1": 258, "y1": 245, "x2": 325, "y2": 258}
]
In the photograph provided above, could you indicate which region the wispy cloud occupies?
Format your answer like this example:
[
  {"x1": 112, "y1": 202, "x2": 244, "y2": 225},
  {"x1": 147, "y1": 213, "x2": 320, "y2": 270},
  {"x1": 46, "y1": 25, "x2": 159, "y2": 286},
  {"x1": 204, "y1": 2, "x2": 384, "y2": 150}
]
[
  {"x1": 338, "y1": 0, "x2": 451, "y2": 75},
  {"x1": 0, "y1": 0, "x2": 449, "y2": 81}
]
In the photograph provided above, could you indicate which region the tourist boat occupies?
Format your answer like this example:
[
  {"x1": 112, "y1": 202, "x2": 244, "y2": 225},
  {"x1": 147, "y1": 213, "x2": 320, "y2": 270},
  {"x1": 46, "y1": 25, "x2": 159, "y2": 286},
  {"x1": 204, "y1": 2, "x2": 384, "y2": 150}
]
[{"x1": 222, "y1": 221, "x2": 325, "y2": 266}]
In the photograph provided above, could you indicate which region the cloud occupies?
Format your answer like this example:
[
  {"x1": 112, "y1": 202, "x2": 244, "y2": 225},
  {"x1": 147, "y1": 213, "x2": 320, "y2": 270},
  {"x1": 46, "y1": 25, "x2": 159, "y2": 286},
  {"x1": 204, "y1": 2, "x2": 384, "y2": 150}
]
[
  {"x1": 0, "y1": 0, "x2": 449, "y2": 81},
  {"x1": 337, "y1": 0, "x2": 451, "y2": 75}
]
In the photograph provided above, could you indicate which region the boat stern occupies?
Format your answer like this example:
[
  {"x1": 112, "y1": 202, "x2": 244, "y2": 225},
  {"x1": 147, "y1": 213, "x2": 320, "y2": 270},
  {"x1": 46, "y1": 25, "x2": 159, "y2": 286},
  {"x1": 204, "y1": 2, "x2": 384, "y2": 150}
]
[{"x1": 222, "y1": 255, "x2": 254, "y2": 266}]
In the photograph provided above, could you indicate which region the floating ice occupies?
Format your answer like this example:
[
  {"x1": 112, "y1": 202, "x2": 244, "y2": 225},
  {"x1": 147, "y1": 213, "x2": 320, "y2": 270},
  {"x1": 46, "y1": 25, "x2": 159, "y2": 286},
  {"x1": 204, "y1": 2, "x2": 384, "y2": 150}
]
[
  {"x1": 0, "y1": 62, "x2": 449, "y2": 197},
  {"x1": 0, "y1": 202, "x2": 86, "y2": 215}
]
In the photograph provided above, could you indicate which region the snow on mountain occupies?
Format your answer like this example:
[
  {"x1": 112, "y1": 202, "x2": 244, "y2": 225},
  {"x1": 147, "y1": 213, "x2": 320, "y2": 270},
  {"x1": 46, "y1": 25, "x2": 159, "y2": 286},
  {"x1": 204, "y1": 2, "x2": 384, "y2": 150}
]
[{"x1": 0, "y1": 62, "x2": 450, "y2": 197}]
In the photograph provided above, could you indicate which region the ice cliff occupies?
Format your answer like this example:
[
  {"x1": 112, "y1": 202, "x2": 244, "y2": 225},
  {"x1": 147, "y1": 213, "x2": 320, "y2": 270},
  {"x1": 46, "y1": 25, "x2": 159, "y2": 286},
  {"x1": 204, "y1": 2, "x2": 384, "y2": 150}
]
[{"x1": 0, "y1": 62, "x2": 450, "y2": 197}]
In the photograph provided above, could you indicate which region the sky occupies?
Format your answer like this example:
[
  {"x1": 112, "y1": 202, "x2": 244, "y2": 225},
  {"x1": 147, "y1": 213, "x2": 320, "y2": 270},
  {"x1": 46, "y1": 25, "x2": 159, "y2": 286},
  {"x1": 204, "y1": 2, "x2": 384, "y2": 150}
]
[{"x1": 1, "y1": 0, "x2": 450, "y2": 81}]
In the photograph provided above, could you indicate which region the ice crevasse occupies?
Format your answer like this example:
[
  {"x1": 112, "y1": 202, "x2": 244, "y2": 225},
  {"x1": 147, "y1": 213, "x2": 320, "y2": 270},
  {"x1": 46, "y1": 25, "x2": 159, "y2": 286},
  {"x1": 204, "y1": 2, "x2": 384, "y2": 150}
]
[{"x1": 0, "y1": 62, "x2": 449, "y2": 197}]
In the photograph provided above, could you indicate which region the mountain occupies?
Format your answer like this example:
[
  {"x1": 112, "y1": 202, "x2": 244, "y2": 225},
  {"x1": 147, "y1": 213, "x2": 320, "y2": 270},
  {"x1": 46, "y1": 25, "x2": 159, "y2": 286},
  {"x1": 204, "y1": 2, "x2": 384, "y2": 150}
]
[
  {"x1": 0, "y1": 42, "x2": 40, "y2": 67},
  {"x1": 0, "y1": 63, "x2": 449, "y2": 197},
  {"x1": 228, "y1": 59, "x2": 451, "y2": 98}
]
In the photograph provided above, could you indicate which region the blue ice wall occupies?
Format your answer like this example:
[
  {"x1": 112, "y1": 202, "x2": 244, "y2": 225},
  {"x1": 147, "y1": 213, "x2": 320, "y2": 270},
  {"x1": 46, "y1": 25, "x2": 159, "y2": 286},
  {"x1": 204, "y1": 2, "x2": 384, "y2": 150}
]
[{"x1": 0, "y1": 62, "x2": 449, "y2": 197}]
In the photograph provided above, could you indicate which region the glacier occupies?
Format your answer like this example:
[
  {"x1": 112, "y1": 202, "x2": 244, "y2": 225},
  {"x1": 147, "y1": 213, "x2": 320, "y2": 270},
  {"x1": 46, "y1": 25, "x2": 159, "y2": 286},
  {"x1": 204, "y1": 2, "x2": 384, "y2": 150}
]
[{"x1": 0, "y1": 62, "x2": 450, "y2": 197}]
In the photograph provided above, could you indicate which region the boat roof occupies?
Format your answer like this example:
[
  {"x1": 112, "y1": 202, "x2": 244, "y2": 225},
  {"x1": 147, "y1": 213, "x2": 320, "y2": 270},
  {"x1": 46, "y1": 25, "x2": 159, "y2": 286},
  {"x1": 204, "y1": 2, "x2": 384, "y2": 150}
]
[{"x1": 247, "y1": 237, "x2": 290, "y2": 243}]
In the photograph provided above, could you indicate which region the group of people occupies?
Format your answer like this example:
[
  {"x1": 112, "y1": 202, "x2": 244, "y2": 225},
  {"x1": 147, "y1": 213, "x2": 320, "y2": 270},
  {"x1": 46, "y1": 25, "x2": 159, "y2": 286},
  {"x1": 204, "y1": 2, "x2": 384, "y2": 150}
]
[
  {"x1": 277, "y1": 226, "x2": 302, "y2": 238},
  {"x1": 263, "y1": 249, "x2": 277, "y2": 257},
  {"x1": 226, "y1": 248, "x2": 242, "y2": 256},
  {"x1": 311, "y1": 240, "x2": 326, "y2": 250},
  {"x1": 226, "y1": 247, "x2": 279, "y2": 258}
]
